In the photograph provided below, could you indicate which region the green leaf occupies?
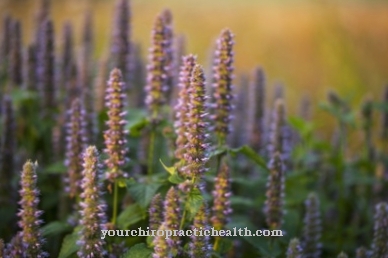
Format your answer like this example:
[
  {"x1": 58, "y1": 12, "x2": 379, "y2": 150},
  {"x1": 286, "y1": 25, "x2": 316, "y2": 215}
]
[
  {"x1": 117, "y1": 203, "x2": 146, "y2": 229},
  {"x1": 42, "y1": 162, "x2": 67, "y2": 174},
  {"x1": 121, "y1": 243, "x2": 153, "y2": 258},
  {"x1": 58, "y1": 233, "x2": 79, "y2": 258},
  {"x1": 127, "y1": 182, "x2": 161, "y2": 208},
  {"x1": 229, "y1": 145, "x2": 268, "y2": 171},
  {"x1": 185, "y1": 187, "x2": 203, "y2": 220},
  {"x1": 208, "y1": 146, "x2": 228, "y2": 160},
  {"x1": 230, "y1": 196, "x2": 255, "y2": 208},
  {"x1": 125, "y1": 108, "x2": 149, "y2": 137},
  {"x1": 42, "y1": 221, "x2": 71, "y2": 237},
  {"x1": 168, "y1": 172, "x2": 184, "y2": 184},
  {"x1": 288, "y1": 116, "x2": 314, "y2": 137},
  {"x1": 159, "y1": 159, "x2": 176, "y2": 175}
]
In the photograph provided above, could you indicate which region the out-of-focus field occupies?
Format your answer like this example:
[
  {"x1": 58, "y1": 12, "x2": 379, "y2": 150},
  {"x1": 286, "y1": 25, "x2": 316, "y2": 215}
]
[{"x1": 1, "y1": 0, "x2": 388, "y2": 135}]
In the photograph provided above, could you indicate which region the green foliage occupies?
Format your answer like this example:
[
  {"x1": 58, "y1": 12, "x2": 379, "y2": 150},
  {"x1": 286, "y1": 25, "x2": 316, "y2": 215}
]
[
  {"x1": 121, "y1": 243, "x2": 153, "y2": 258},
  {"x1": 58, "y1": 232, "x2": 79, "y2": 258},
  {"x1": 117, "y1": 204, "x2": 147, "y2": 229}
]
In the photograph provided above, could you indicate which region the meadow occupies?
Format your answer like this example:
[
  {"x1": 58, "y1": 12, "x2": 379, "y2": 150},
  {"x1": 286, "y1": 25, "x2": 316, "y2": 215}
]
[{"x1": 0, "y1": 0, "x2": 388, "y2": 257}]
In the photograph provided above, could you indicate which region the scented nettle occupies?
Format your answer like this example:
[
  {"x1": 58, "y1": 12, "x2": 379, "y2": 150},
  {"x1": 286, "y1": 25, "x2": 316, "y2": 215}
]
[{"x1": 0, "y1": 0, "x2": 387, "y2": 257}]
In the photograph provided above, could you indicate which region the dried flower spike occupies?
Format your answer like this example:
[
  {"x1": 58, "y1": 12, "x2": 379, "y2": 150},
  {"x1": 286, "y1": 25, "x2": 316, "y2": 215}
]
[
  {"x1": 149, "y1": 193, "x2": 163, "y2": 231},
  {"x1": 302, "y1": 192, "x2": 322, "y2": 258},
  {"x1": 212, "y1": 28, "x2": 235, "y2": 146},
  {"x1": 211, "y1": 162, "x2": 232, "y2": 230},
  {"x1": 18, "y1": 160, "x2": 47, "y2": 257},
  {"x1": 181, "y1": 64, "x2": 209, "y2": 180},
  {"x1": 145, "y1": 11, "x2": 174, "y2": 120},
  {"x1": 103, "y1": 68, "x2": 129, "y2": 182},
  {"x1": 371, "y1": 202, "x2": 388, "y2": 258},
  {"x1": 287, "y1": 238, "x2": 303, "y2": 258},
  {"x1": 174, "y1": 54, "x2": 197, "y2": 162},
  {"x1": 77, "y1": 146, "x2": 107, "y2": 258},
  {"x1": 264, "y1": 152, "x2": 284, "y2": 230},
  {"x1": 189, "y1": 204, "x2": 211, "y2": 258},
  {"x1": 64, "y1": 98, "x2": 88, "y2": 198}
]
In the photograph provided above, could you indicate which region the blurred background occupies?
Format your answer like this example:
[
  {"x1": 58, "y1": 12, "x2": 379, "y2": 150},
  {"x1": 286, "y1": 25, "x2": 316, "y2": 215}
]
[{"x1": 0, "y1": 0, "x2": 387, "y2": 138}]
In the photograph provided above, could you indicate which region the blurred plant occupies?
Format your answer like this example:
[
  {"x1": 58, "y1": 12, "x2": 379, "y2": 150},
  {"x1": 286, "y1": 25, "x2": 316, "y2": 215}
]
[
  {"x1": 370, "y1": 202, "x2": 388, "y2": 258},
  {"x1": 149, "y1": 193, "x2": 163, "y2": 231},
  {"x1": 287, "y1": 238, "x2": 303, "y2": 258},
  {"x1": 302, "y1": 193, "x2": 321, "y2": 258},
  {"x1": 110, "y1": 0, "x2": 131, "y2": 84},
  {"x1": 264, "y1": 152, "x2": 284, "y2": 230},
  {"x1": 64, "y1": 98, "x2": 88, "y2": 199},
  {"x1": 189, "y1": 204, "x2": 211, "y2": 258},
  {"x1": 356, "y1": 247, "x2": 370, "y2": 258},
  {"x1": 247, "y1": 66, "x2": 266, "y2": 152}
]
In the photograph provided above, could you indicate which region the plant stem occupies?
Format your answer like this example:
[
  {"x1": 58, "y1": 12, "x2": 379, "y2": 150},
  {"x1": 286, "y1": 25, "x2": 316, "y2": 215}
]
[
  {"x1": 111, "y1": 181, "x2": 119, "y2": 225},
  {"x1": 179, "y1": 176, "x2": 197, "y2": 230},
  {"x1": 213, "y1": 236, "x2": 220, "y2": 252},
  {"x1": 148, "y1": 129, "x2": 156, "y2": 177}
]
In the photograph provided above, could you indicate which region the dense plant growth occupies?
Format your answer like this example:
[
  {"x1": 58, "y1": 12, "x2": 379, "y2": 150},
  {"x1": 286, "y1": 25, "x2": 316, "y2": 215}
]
[{"x1": 0, "y1": 0, "x2": 387, "y2": 257}]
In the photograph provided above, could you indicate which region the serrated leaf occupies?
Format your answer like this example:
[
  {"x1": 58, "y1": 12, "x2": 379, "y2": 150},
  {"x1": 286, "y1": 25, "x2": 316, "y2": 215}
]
[
  {"x1": 117, "y1": 203, "x2": 146, "y2": 229},
  {"x1": 229, "y1": 145, "x2": 268, "y2": 171},
  {"x1": 185, "y1": 187, "x2": 203, "y2": 220},
  {"x1": 121, "y1": 243, "x2": 153, "y2": 258},
  {"x1": 42, "y1": 221, "x2": 71, "y2": 237},
  {"x1": 58, "y1": 233, "x2": 79, "y2": 258},
  {"x1": 159, "y1": 159, "x2": 176, "y2": 175},
  {"x1": 127, "y1": 182, "x2": 161, "y2": 208}
]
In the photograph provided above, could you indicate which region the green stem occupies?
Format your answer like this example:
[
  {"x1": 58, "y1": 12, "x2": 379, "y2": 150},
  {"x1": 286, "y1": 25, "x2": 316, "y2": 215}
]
[
  {"x1": 148, "y1": 129, "x2": 156, "y2": 177},
  {"x1": 111, "y1": 181, "x2": 119, "y2": 225},
  {"x1": 179, "y1": 176, "x2": 197, "y2": 230},
  {"x1": 213, "y1": 236, "x2": 221, "y2": 252}
]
